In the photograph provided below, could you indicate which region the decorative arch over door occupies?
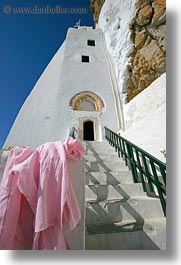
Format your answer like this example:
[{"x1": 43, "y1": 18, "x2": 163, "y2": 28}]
[{"x1": 70, "y1": 91, "x2": 104, "y2": 112}]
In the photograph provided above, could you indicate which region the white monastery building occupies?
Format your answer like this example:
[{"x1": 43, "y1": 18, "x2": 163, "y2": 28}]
[{"x1": 4, "y1": 27, "x2": 124, "y2": 148}]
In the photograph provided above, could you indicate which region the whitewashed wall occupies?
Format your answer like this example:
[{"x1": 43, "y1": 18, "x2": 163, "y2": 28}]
[
  {"x1": 98, "y1": 0, "x2": 138, "y2": 96},
  {"x1": 122, "y1": 74, "x2": 166, "y2": 162}
]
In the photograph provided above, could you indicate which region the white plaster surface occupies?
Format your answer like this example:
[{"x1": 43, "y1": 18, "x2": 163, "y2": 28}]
[
  {"x1": 98, "y1": 0, "x2": 138, "y2": 96},
  {"x1": 66, "y1": 159, "x2": 85, "y2": 250},
  {"x1": 0, "y1": 151, "x2": 9, "y2": 182},
  {"x1": 121, "y1": 74, "x2": 166, "y2": 162}
]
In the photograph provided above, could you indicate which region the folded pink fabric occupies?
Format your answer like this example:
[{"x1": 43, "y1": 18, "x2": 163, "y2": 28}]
[{"x1": 0, "y1": 137, "x2": 85, "y2": 250}]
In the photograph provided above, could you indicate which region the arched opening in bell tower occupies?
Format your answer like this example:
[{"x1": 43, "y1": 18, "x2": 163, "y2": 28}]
[{"x1": 83, "y1": 120, "x2": 94, "y2": 141}]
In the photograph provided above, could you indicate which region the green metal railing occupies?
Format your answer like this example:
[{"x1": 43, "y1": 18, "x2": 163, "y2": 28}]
[{"x1": 105, "y1": 127, "x2": 166, "y2": 216}]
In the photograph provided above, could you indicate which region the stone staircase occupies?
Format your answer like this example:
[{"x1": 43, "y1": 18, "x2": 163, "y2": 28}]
[{"x1": 83, "y1": 141, "x2": 166, "y2": 250}]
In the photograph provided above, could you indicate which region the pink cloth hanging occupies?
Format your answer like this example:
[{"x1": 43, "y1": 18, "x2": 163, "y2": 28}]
[{"x1": 0, "y1": 137, "x2": 85, "y2": 250}]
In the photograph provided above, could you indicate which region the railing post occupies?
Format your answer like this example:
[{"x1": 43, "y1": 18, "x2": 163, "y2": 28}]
[
  {"x1": 159, "y1": 166, "x2": 166, "y2": 186},
  {"x1": 150, "y1": 161, "x2": 166, "y2": 216},
  {"x1": 122, "y1": 140, "x2": 128, "y2": 166},
  {"x1": 118, "y1": 136, "x2": 123, "y2": 158},
  {"x1": 116, "y1": 136, "x2": 121, "y2": 158},
  {"x1": 135, "y1": 150, "x2": 147, "y2": 192},
  {"x1": 126, "y1": 143, "x2": 139, "y2": 183},
  {"x1": 141, "y1": 155, "x2": 155, "y2": 193}
]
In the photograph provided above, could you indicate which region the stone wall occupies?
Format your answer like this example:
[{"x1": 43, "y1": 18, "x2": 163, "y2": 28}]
[
  {"x1": 127, "y1": 0, "x2": 166, "y2": 101},
  {"x1": 90, "y1": 0, "x2": 105, "y2": 25},
  {"x1": 91, "y1": 0, "x2": 166, "y2": 102}
]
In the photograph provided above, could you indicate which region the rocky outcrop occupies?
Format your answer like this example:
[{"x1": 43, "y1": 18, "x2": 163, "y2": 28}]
[
  {"x1": 126, "y1": 0, "x2": 166, "y2": 101},
  {"x1": 90, "y1": 0, "x2": 105, "y2": 25},
  {"x1": 91, "y1": 0, "x2": 166, "y2": 102}
]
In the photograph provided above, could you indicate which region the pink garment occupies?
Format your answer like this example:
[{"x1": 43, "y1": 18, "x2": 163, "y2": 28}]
[{"x1": 0, "y1": 137, "x2": 85, "y2": 250}]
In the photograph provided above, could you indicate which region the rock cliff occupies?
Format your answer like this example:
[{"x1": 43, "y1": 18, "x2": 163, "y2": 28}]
[
  {"x1": 90, "y1": 0, "x2": 105, "y2": 24},
  {"x1": 127, "y1": 0, "x2": 166, "y2": 101},
  {"x1": 91, "y1": 0, "x2": 166, "y2": 102}
]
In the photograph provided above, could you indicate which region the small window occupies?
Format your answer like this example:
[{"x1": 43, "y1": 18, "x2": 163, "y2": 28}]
[
  {"x1": 87, "y1": 40, "x2": 95, "y2": 46},
  {"x1": 82, "y1": 55, "x2": 89, "y2": 63}
]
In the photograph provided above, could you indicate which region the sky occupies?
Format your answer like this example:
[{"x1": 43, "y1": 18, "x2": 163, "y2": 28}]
[{"x1": 0, "y1": 0, "x2": 94, "y2": 148}]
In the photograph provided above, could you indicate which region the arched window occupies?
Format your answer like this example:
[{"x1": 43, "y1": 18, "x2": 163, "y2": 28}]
[
  {"x1": 78, "y1": 101, "x2": 96, "y2": 111},
  {"x1": 70, "y1": 91, "x2": 104, "y2": 112}
]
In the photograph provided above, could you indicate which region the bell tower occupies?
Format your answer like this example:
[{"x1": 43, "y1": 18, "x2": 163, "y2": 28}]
[{"x1": 4, "y1": 26, "x2": 123, "y2": 148}]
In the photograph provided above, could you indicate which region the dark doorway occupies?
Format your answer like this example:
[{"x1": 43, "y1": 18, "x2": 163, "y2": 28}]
[{"x1": 83, "y1": 121, "x2": 94, "y2": 141}]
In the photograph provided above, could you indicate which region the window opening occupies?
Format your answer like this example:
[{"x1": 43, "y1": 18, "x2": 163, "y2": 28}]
[
  {"x1": 82, "y1": 55, "x2": 89, "y2": 63},
  {"x1": 87, "y1": 40, "x2": 95, "y2": 46}
]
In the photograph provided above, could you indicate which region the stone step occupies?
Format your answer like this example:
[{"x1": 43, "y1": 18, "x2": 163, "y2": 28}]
[
  {"x1": 83, "y1": 141, "x2": 111, "y2": 148},
  {"x1": 85, "y1": 218, "x2": 166, "y2": 250},
  {"x1": 86, "y1": 197, "x2": 165, "y2": 225},
  {"x1": 83, "y1": 141, "x2": 107, "y2": 144},
  {"x1": 85, "y1": 161, "x2": 129, "y2": 172},
  {"x1": 84, "y1": 142, "x2": 117, "y2": 155},
  {"x1": 85, "y1": 183, "x2": 146, "y2": 202},
  {"x1": 86, "y1": 148, "x2": 116, "y2": 155},
  {"x1": 85, "y1": 171, "x2": 133, "y2": 185},
  {"x1": 85, "y1": 154, "x2": 120, "y2": 162}
]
